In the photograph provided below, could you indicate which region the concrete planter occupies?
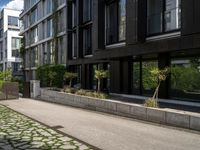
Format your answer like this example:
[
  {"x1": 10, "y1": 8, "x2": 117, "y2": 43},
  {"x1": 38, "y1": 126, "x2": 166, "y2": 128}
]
[{"x1": 40, "y1": 88, "x2": 200, "y2": 131}]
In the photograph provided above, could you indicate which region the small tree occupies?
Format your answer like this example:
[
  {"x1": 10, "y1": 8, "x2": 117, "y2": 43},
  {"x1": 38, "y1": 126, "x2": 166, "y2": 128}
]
[
  {"x1": 95, "y1": 69, "x2": 109, "y2": 93},
  {"x1": 144, "y1": 67, "x2": 170, "y2": 107},
  {"x1": 48, "y1": 71, "x2": 57, "y2": 87},
  {"x1": 64, "y1": 72, "x2": 78, "y2": 88},
  {"x1": 0, "y1": 69, "x2": 12, "y2": 81}
]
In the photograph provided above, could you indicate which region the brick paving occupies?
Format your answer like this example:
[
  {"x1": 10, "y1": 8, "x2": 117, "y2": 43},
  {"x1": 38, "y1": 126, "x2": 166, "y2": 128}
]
[{"x1": 0, "y1": 105, "x2": 93, "y2": 150}]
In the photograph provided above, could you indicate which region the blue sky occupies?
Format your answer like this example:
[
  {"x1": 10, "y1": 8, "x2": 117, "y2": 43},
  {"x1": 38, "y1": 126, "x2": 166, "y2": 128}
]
[
  {"x1": 0, "y1": 0, "x2": 23, "y2": 10},
  {"x1": 0, "y1": 0, "x2": 9, "y2": 8}
]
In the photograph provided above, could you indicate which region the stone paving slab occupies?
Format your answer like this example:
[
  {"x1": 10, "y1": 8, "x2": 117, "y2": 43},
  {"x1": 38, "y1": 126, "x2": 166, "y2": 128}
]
[{"x1": 0, "y1": 105, "x2": 93, "y2": 150}]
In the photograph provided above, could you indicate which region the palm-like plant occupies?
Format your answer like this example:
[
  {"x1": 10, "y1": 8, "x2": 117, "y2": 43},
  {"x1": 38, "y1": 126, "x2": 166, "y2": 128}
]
[
  {"x1": 145, "y1": 67, "x2": 170, "y2": 107},
  {"x1": 95, "y1": 69, "x2": 109, "y2": 93},
  {"x1": 64, "y1": 72, "x2": 78, "y2": 88}
]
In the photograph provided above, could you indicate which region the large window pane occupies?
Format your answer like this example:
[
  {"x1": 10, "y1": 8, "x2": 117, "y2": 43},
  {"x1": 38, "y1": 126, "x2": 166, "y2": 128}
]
[
  {"x1": 83, "y1": 27, "x2": 92, "y2": 56},
  {"x1": 147, "y1": 0, "x2": 163, "y2": 35},
  {"x1": 83, "y1": 0, "x2": 92, "y2": 22},
  {"x1": 106, "y1": 2, "x2": 118, "y2": 45},
  {"x1": 47, "y1": 0, "x2": 53, "y2": 14},
  {"x1": 47, "y1": 19, "x2": 53, "y2": 37},
  {"x1": 106, "y1": 0, "x2": 126, "y2": 45},
  {"x1": 147, "y1": 0, "x2": 181, "y2": 35},
  {"x1": 118, "y1": 0, "x2": 126, "y2": 41},
  {"x1": 164, "y1": 0, "x2": 181, "y2": 31},
  {"x1": 133, "y1": 62, "x2": 140, "y2": 94},
  {"x1": 72, "y1": 1, "x2": 77, "y2": 27},
  {"x1": 8, "y1": 16, "x2": 19, "y2": 27},
  {"x1": 171, "y1": 57, "x2": 200, "y2": 101},
  {"x1": 72, "y1": 32, "x2": 77, "y2": 58}
]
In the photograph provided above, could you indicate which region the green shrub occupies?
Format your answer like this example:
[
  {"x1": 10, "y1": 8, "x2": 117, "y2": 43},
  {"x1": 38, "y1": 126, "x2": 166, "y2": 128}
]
[
  {"x1": 75, "y1": 89, "x2": 88, "y2": 96},
  {"x1": 74, "y1": 89, "x2": 109, "y2": 99},
  {"x1": 144, "y1": 98, "x2": 158, "y2": 108},
  {"x1": 64, "y1": 87, "x2": 77, "y2": 94},
  {"x1": 12, "y1": 76, "x2": 24, "y2": 93},
  {"x1": 36, "y1": 64, "x2": 65, "y2": 88},
  {"x1": 0, "y1": 80, "x2": 6, "y2": 91}
]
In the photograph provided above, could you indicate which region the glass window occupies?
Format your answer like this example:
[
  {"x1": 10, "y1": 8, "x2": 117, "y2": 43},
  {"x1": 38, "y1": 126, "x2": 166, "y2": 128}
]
[
  {"x1": 43, "y1": 44, "x2": 48, "y2": 64},
  {"x1": 12, "y1": 38, "x2": 21, "y2": 49},
  {"x1": 133, "y1": 62, "x2": 141, "y2": 94},
  {"x1": 47, "y1": 19, "x2": 53, "y2": 37},
  {"x1": 12, "y1": 63, "x2": 20, "y2": 72},
  {"x1": 47, "y1": 41, "x2": 55, "y2": 64},
  {"x1": 72, "y1": 32, "x2": 77, "y2": 58},
  {"x1": 83, "y1": 26, "x2": 92, "y2": 56},
  {"x1": 47, "y1": 0, "x2": 53, "y2": 14},
  {"x1": 72, "y1": 1, "x2": 77, "y2": 27},
  {"x1": 8, "y1": 16, "x2": 19, "y2": 27},
  {"x1": 59, "y1": 37, "x2": 65, "y2": 64},
  {"x1": 164, "y1": 0, "x2": 181, "y2": 31},
  {"x1": 106, "y1": 0, "x2": 126, "y2": 45},
  {"x1": 31, "y1": 47, "x2": 38, "y2": 67},
  {"x1": 147, "y1": 0, "x2": 163, "y2": 35},
  {"x1": 58, "y1": 10, "x2": 64, "y2": 33},
  {"x1": 12, "y1": 50, "x2": 20, "y2": 57},
  {"x1": 171, "y1": 57, "x2": 200, "y2": 101},
  {"x1": 147, "y1": 0, "x2": 181, "y2": 35},
  {"x1": 83, "y1": 0, "x2": 92, "y2": 22},
  {"x1": 118, "y1": 0, "x2": 126, "y2": 41},
  {"x1": 73, "y1": 65, "x2": 82, "y2": 88},
  {"x1": 0, "y1": 29, "x2": 3, "y2": 38},
  {"x1": 30, "y1": 8, "x2": 37, "y2": 25},
  {"x1": 31, "y1": 27, "x2": 38, "y2": 44}
]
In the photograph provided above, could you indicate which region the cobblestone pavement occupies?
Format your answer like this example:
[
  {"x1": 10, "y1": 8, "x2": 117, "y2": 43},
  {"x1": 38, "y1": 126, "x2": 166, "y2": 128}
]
[{"x1": 0, "y1": 105, "x2": 93, "y2": 150}]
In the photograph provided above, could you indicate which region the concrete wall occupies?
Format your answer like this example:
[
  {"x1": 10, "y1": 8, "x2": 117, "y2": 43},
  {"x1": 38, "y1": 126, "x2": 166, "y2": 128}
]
[{"x1": 40, "y1": 88, "x2": 200, "y2": 131}]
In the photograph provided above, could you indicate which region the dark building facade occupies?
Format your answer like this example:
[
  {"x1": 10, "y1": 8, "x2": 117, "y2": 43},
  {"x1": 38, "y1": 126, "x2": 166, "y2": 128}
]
[{"x1": 66, "y1": 0, "x2": 200, "y2": 102}]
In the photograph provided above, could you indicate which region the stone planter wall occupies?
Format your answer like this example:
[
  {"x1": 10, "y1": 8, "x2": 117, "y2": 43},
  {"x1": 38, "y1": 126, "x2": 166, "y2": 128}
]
[{"x1": 40, "y1": 88, "x2": 200, "y2": 131}]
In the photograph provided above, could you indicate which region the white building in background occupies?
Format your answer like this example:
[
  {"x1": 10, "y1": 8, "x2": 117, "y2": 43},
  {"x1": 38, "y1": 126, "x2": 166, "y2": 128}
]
[{"x1": 0, "y1": 8, "x2": 22, "y2": 76}]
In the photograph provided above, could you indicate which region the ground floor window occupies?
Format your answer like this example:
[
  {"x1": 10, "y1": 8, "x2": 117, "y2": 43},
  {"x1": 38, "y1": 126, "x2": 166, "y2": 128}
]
[
  {"x1": 74, "y1": 65, "x2": 82, "y2": 88},
  {"x1": 170, "y1": 56, "x2": 200, "y2": 101},
  {"x1": 132, "y1": 60, "x2": 158, "y2": 96}
]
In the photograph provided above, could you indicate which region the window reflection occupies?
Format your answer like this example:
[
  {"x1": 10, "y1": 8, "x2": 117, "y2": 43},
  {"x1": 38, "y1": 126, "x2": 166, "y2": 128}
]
[{"x1": 171, "y1": 57, "x2": 200, "y2": 101}]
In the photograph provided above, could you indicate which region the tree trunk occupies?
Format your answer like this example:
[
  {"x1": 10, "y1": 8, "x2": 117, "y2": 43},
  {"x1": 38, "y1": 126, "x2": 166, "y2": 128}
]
[
  {"x1": 69, "y1": 79, "x2": 72, "y2": 88},
  {"x1": 97, "y1": 79, "x2": 101, "y2": 93}
]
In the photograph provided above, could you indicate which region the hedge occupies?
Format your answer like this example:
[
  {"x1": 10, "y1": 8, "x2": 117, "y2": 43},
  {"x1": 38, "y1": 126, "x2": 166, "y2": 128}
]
[{"x1": 36, "y1": 64, "x2": 66, "y2": 88}]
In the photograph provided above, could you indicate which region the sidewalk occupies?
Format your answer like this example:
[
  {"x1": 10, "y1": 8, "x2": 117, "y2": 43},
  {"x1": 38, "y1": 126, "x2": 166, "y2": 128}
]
[{"x1": 1, "y1": 98, "x2": 200, "y2": 150}]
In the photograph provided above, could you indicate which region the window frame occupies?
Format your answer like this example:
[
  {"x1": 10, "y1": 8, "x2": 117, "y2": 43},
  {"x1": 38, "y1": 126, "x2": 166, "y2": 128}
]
[
  {"x1": 105, "y1": 0, "x2": 126, "y2": 46},
  {"x1": 147, "y1": 0, "x2": 181, "y2": 37}
]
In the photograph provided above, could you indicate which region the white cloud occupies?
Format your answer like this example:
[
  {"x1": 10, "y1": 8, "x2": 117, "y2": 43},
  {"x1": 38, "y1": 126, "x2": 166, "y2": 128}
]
[{"x1": 3, "y1": 0, "x2": 24, "y2": 10}]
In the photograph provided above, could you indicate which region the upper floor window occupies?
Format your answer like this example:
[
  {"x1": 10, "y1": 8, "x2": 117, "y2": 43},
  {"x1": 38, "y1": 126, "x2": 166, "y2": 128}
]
[
  {"x1": 11, "y1": 37, "x2": 21, "y2": 58},
  {"x1": 83, "y1": 26, "x2": 92, "y2": 56},
  {"x1": 72, "y1": 1, "x2": 77, "y2": 27},
  {"x1": 47, "y1": 19, "x2": 53, "y2": 37},
  {"x1": 47, "y1": 0, "x2": 53, "y2": 14},
  {"x1": 30, "y1": 8, "x2": 38, "y2": 25},
  {"x1": 83, "y1": 0, "x2": 92, "y2": 23},
  {"x1": 72, "y1": 32, "x2": 77, "y2": 58},
  {"x1": 105, "y1": 0, "x2": 126, "y2": 45},
  {"x1": 31, "y1": 27, "x2": 38, "y2": 44},
  {"x1": 58, "y1": 10, "x2": 64, "y2": 33},
  {"x1": 12, "y1": 38, "x2": 21, "y2": 50},
  {"x1": 8, "y1": 16, "x2": 19, "y2": 27},
  {"x1": 0, "y1": 19, "x2": 3, "y2": 29},
  {"x1": 147, "y1": 0, "x2": 181, "y2": 36}
]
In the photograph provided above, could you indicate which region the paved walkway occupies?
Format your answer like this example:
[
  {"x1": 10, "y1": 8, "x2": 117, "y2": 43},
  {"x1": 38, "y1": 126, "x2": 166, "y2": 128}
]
[
  {"x1": 0, "y1": 105, "x2": 92, "y2": 150},
  {"x1": 1, "y1": 98, "x2": 200, "y2": 150}
]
